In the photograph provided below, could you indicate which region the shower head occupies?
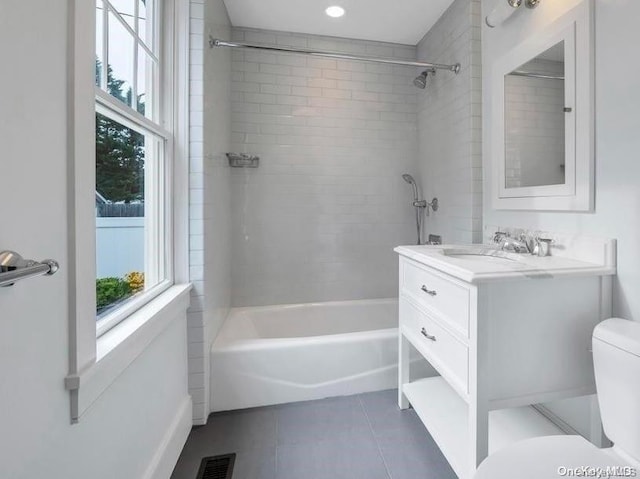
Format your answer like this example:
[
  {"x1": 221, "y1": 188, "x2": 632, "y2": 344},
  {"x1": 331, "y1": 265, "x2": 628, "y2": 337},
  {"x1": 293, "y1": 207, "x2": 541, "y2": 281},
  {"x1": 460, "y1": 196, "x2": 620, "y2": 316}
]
[
  {"x1": 402, "y1": 174, "x2": 419, "y2": 201},
  {"x1": 413, "y1": 72, "x2": 428, "y2": 89},
  {"x1": 413, "y1": 69, "x2": 435, "y2": 89},
  {"x1": 402, "y1": 174, "x2": 415, "y2": 184}
]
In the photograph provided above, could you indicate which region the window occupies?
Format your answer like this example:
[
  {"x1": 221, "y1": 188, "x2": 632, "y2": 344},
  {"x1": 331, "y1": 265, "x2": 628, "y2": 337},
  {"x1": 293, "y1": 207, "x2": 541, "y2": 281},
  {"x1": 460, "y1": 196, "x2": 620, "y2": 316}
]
[{"x1": 95, "y1": 0, "x2": 172, "y2": 336}]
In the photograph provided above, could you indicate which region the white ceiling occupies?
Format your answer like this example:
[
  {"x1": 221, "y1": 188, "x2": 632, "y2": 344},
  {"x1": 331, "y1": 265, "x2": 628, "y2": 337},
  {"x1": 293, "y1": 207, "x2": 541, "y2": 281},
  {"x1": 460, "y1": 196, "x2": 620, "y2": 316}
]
[{"x1": 223, "y1": 0, "x2": 456, "y2": 45}]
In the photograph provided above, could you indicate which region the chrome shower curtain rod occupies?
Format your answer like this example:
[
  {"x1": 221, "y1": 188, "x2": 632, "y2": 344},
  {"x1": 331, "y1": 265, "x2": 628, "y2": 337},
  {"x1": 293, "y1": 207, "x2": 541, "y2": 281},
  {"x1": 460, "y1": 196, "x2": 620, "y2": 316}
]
[
  {"x1": 509, "y1": 70, "x2": 565, "y2": 80},
  {"x1": 209, "y1": 37, "x2": 461, "y2": 74}
]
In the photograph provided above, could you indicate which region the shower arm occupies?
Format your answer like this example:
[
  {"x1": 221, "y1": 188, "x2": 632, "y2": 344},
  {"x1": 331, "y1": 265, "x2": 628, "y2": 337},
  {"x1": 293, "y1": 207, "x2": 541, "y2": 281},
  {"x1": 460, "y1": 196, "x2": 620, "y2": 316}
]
[{"x1": 210, "y1": 38, "x2": 461, "y2": 74}]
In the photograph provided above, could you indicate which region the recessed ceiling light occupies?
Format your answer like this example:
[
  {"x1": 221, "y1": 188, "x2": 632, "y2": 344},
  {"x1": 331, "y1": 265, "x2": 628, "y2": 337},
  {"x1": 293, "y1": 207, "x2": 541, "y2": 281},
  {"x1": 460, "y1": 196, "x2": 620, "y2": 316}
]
[{"x1": 325, "y1": 6, "x2": 345, "y2": 18}]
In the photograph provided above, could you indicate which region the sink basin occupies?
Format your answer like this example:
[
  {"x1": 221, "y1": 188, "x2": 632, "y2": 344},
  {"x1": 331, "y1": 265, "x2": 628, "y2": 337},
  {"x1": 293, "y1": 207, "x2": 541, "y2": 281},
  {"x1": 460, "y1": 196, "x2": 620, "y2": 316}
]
[{"x1": 441, "y1": 247, "x2": 521, "y2": 263}]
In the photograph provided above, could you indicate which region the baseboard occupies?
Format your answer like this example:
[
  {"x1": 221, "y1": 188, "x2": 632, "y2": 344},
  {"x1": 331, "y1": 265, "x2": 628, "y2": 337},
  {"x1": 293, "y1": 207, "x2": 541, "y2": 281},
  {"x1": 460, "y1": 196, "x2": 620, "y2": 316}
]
[
  {"x1": 142, "y1": 396, "x2": 193, "y2": 479},
  {"x1": 192, "y1": 415, "x2": 207, "y2": 426}
]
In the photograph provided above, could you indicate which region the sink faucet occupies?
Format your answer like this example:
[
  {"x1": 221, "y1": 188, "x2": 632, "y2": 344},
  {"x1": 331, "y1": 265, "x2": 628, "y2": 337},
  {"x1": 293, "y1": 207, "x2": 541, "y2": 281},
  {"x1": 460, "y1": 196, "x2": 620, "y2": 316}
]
[
  {"x1": 493, "y1": 232, "x2": 532, "y2": 254},
  {"x1": 501, "y1": 236, "x2": 531, "y2": 254},
  {"x1": 492, "y1": 231, "x2": 553, "y2": 256}
]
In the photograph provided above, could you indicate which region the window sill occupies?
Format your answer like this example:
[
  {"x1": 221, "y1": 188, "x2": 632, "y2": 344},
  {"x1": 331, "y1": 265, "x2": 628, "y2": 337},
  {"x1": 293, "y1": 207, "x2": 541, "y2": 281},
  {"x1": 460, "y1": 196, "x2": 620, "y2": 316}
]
[
  {"x1": 65, "y1": 283, "x2": 192, "y2": 422},
  {"x1": 96, "y1": 280, "x2": 174, "y2": 338}
]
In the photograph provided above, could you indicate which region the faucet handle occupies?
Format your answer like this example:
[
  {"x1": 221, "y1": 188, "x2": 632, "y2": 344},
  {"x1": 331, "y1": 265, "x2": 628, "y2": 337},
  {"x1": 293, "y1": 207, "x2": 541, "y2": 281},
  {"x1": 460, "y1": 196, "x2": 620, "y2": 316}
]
[
  {"x1": 492, "y1": 231, "x2": 509, "y2": 244},
  {"x1": 519, "y1": 233, "x2": 536, "y2": 254},
  {"x1": 533, "y1": 237, "x2": 554, "y2": 257}
]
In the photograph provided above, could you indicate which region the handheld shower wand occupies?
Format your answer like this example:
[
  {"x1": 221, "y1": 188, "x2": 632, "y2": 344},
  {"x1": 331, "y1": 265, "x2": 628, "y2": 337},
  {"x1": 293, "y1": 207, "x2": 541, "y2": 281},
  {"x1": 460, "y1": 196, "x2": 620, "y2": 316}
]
[
  {"x1": 402, "y1": 174, "x2": 419, "y2": 203},
  {"x1": 402, "y1": 174, "x2": 423, "y2": 245},
  {"x1": 402, "y1": 174, "x2": 439, "y2": 245}
]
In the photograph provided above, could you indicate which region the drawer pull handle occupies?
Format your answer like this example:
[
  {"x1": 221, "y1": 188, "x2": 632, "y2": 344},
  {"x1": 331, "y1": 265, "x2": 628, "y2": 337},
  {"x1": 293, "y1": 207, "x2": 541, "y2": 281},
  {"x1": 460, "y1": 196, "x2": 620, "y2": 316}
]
[
  {"x1": 421, "y1": 327, "x2": 437, "y2": 341},
  {"x1": 421, "y1": 285, "x2": 437, "y2": 296}
]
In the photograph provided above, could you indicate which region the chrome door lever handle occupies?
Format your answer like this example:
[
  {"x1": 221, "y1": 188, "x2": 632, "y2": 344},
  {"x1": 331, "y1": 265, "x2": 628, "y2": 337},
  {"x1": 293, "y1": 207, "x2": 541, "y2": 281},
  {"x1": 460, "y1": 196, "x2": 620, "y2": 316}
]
[{"x1": 0, "y1": 250, "x2": 59, "y2": 288}]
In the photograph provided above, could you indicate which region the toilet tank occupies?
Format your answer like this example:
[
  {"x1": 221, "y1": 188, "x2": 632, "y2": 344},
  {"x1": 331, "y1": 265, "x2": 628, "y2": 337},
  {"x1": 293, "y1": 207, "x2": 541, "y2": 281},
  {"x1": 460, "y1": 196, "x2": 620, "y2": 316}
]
[{"x1": 593, "y1": 318, "x2": 640, "y2": 462}]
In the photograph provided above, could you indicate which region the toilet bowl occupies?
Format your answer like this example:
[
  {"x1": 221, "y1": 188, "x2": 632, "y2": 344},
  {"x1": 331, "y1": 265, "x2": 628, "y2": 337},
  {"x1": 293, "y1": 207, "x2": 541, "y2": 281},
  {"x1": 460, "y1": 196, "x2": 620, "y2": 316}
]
[{"x1": 475, "y1": 318, "x2": 640, "y2": 478}]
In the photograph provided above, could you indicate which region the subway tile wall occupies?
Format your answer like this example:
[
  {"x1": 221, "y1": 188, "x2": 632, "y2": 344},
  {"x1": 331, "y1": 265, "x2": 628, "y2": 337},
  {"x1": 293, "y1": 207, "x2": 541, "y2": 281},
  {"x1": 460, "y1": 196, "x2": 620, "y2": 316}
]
[
  {"x1": 188, "y1": 0, "x2": 484, "y2": 419},
  {"x1": 203, "y1": 9, "x2": 233, "y2": 336},
  {"x1": 202, "y1": 0, "x2": 232, "y2": 420},
  {"x1": 188, "y1": 0, "x2": 232, "y2": 424},
  {"x1": 416, "y1": 0, "x2": 483, "y2": 244},
  {"x1": 188, "y1": 0, "x2": 206, "y2": 425},
  {"x1": 229, "y1": 28, "x2": 419, "y2": 307}
]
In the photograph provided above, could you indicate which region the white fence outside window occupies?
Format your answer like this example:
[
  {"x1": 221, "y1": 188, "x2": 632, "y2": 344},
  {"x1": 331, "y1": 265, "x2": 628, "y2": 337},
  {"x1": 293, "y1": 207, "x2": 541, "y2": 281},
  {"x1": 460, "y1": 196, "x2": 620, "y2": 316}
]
[{"x1": 96, "y1": 217, "x2": 144, "y2": 278}]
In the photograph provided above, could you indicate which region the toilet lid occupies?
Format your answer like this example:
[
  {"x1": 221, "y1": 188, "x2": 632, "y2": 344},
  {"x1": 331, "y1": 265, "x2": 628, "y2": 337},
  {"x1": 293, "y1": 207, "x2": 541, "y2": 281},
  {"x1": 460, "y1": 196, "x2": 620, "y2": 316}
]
[{"x1": 474, "y1": 435, "x2": 628, "y2": 479}]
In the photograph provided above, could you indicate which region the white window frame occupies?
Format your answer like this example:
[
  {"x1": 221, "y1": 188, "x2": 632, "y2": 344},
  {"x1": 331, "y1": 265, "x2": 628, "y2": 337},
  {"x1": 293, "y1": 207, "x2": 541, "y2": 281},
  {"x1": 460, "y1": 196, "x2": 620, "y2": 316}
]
[
  {"x1": 64, "y1": 0, "x2": 191, "y2": 422},
  {"x1": 94, "y1": 0, "x2": 174, "y2": 336}
]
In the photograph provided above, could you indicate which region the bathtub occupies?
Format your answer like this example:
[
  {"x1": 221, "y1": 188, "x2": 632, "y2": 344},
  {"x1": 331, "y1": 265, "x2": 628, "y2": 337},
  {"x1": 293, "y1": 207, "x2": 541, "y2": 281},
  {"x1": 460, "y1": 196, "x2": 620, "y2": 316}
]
[{"x1": 210, "y1": 298, "x2": 430, "y2": 411}]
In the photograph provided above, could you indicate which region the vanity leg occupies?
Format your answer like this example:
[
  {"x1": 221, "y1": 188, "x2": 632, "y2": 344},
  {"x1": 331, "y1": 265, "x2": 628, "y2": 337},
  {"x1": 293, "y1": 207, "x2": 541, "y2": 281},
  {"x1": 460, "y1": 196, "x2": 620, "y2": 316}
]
[
  {"x1": 398, "y1": 333, "x2": 410, "y2": 409},
  {"x1": 469, "y1": 401, "x2": 490, "y2": 474},
  {"x1": 469, "y1": 286, "x2": 490, "y2": 474}
]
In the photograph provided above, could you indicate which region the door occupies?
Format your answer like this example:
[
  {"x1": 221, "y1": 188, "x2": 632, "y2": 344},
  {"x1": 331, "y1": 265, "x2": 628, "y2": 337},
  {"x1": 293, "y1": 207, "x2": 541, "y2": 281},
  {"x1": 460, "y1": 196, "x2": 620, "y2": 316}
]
[{"x1": 0, "y1": 2, "x2": 72, "y2": 475}]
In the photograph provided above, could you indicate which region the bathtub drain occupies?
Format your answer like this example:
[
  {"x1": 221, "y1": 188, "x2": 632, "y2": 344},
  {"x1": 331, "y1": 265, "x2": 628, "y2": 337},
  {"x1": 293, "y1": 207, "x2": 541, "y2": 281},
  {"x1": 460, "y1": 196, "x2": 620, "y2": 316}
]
[{"x1": 196, "y1": 453, "x2": 236, "y2": 479}]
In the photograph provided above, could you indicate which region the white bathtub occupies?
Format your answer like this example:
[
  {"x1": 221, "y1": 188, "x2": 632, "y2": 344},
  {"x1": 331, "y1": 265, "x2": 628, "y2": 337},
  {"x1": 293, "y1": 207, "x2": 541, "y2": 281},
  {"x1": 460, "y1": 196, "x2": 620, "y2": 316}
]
[{"x1": 210, "y1": 298, "x2": 430, "y2": 411}]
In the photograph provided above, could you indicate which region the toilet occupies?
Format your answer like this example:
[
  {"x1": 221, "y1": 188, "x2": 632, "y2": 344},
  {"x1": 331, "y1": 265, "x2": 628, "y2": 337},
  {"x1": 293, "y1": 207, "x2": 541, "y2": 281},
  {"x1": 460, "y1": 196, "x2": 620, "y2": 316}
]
[{"x1": 475, "y1": 318, "x2": 640, "y2": 479}]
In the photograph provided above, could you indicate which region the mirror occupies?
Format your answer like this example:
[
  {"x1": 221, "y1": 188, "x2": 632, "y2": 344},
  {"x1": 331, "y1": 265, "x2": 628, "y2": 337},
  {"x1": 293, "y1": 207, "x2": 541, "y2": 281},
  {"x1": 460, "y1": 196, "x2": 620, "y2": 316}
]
[
  {"x1": 490, "y1": 0, "x2": 593, "y2": 211},
  {"x1": 504, "y1": 42, "x2": 565, "y2": 189}
]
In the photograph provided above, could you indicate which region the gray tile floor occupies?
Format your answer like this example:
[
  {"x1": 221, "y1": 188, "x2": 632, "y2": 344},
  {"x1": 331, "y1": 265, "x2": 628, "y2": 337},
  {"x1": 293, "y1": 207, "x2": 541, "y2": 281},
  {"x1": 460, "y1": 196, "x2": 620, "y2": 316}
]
[{"x1": 171, "y1": 389, "x2": 456, "y2": 479}]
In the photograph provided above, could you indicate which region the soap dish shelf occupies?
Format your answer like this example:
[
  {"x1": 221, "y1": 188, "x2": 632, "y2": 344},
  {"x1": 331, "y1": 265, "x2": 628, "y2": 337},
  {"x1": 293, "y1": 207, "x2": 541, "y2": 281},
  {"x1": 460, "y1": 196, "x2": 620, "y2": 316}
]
[{"x1": 227, "y1": 153, "x2": 259, "y2": 168}]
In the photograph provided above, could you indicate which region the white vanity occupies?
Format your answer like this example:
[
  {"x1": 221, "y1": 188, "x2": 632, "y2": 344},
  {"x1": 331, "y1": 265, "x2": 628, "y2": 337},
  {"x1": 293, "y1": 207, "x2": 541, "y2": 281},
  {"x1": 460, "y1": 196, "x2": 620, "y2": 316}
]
[{"x1": 395, "y1": 232, "x2": 616, "y2": 478}]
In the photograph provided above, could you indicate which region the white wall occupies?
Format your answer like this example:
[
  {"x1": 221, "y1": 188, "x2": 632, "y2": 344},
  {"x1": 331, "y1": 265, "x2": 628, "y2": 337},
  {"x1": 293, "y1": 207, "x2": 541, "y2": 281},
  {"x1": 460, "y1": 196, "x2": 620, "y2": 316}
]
[
  {"x1": 229, "y1": 28, "x2": 418, "y2": 307},
  {"x1": 416, "y1": 0, "x2": 483, "y2": 244},
  {"x1": 482, "y1": 0, "x2": 640, "y2": 322},
  {"x1": 482, "y1": 0, "x2": 640, "y2": 434},
  {"x1": 187, "y1": 0, "x2": 232, "y2": 422},
  {"x1": 0, "y1": 2, "x2": 190, "y2": 478}
]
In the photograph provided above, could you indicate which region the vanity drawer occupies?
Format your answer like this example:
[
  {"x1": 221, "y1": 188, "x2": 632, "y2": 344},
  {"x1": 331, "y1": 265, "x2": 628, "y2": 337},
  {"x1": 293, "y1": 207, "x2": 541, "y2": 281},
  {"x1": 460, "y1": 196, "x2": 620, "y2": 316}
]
[
  {"x1": 401, "y1": 259, "x2": 470, "y2": 336},
  {"x1": 400, "y1": 297, "x2": 469, "y2": 395}
]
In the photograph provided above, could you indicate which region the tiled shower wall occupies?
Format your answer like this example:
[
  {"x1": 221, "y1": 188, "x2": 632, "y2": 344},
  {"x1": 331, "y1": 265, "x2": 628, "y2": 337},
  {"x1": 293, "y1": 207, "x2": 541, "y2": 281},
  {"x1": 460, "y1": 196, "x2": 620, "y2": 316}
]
[
  {"x1": 416, "y1": 0, "x2": 483, "y2": 244},
  {"x1": 188, "y1": 0, "x2": 232, "y2": 424},
  {"x1": 229, "y1": 28, "x2": 419, "y2": 307},
  {"x1": 187, "y1": 0, "x2": 206, "y2": 425},
  {"x1": 188, "y1": 0, "x2": 485, "y2": 418}
]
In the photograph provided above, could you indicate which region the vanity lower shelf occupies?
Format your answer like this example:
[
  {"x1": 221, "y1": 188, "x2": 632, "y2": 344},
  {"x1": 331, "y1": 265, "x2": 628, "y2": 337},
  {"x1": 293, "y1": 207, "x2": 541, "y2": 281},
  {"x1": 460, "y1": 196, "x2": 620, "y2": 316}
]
[{"x1": 403, "y1": 377, "x2": 565, "y2": 479}]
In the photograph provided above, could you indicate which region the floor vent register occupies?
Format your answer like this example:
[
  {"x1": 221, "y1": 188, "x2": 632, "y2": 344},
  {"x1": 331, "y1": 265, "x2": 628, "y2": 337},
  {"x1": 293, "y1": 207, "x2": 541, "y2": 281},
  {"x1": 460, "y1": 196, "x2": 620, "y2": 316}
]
[{"x1": 196, "y1": 453, "x2": 236, "y2": 479}]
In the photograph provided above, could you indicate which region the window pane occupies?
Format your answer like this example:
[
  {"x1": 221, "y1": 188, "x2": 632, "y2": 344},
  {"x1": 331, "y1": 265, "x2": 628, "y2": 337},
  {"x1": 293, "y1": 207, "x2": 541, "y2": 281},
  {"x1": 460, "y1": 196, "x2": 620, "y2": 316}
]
[
  {"x1": 108, "y1": 0, "x2": 136, "y2": 29},
  {"x1": 107, "y1": 10, "x2": 135, "y2": 107},
  {"x1": 96, "y1": 113, "x2": 160, "y2": 318},
  {"x1": 95, "y1": 0, "x2": 167, "y2": 334},
  {"x1": 138, "y1": 0, "x2": 154, "y2": 52},
  {"x1": 137, "y1": 46, "x2": 156, "y2": 118},
  {"x1": 138, "y1": 0, "x2": 147, "y2": 42},
  {"x1": 96, "y1": 1, "x2": 105, "y2": 88}
]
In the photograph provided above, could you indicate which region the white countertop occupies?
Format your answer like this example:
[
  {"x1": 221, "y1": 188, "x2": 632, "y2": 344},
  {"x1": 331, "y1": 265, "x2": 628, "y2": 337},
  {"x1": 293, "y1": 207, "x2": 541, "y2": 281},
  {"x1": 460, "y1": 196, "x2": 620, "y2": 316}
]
[{"x1": 394, "y1": 244, "x2": 617, "y2": 283}]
